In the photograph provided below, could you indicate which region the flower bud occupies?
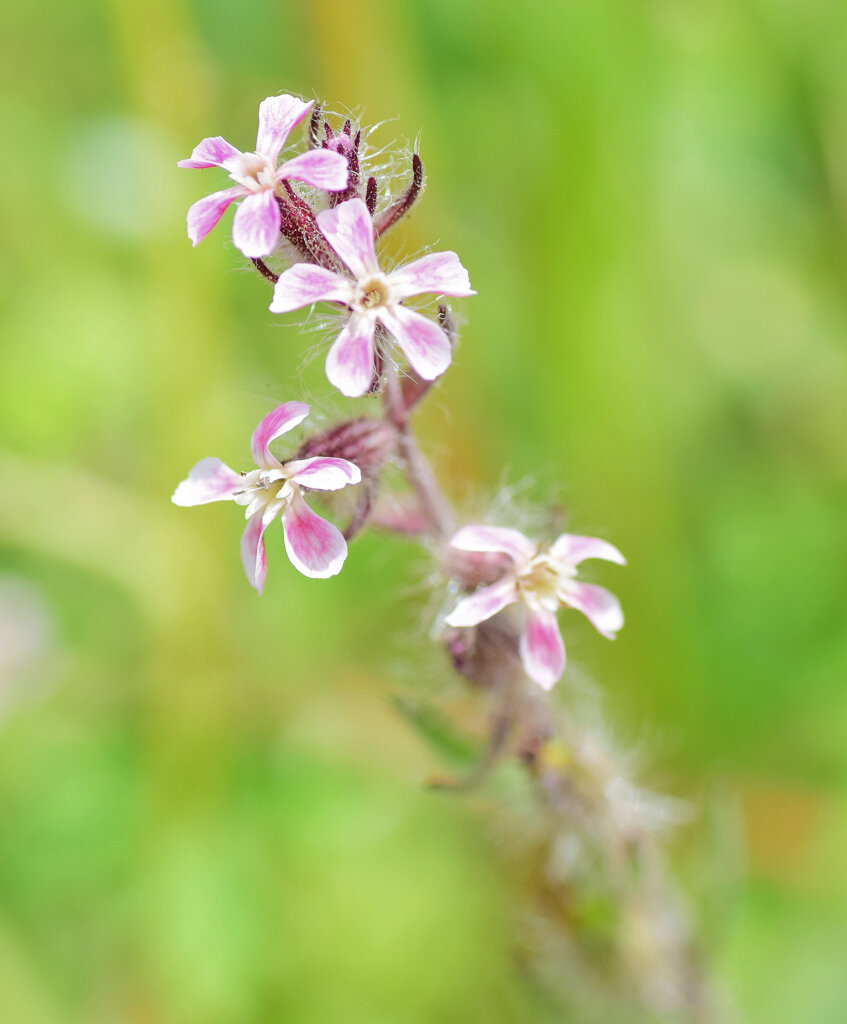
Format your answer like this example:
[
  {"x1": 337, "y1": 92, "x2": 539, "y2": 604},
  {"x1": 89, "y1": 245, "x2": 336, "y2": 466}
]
[
  {"x1": 444, "y1": 612, "x2": 523, "y2": 691},
  {"x1": 296, "y1": 417, "x2": 396, "y2": 478}
]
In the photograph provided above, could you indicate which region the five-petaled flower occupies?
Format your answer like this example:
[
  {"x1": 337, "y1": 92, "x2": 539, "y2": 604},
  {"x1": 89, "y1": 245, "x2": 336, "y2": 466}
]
[
  {"x1": 179, "y1": 95, "x2": 348, "y2": 258},
  {"x1": 172, "y1": 402, "x2": 361, "y2": 590},
  {"x1": 269, "y1": 198, "x2": 475, "y2": 397},
  {"x1": 444, "y1": 526, "x2": 625, "y2": 689}
]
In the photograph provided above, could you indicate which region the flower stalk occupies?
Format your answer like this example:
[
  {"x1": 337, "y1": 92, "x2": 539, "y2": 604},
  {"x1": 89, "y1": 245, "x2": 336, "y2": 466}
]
[{"x1": 172, "y1": 93, "x2": 719, "y2": 1023}]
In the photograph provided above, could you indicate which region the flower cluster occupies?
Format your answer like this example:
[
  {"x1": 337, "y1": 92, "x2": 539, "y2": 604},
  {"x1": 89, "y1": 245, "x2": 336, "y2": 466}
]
[
  {"x1": 169, "y1": 94, "x2": 720, "y2": 1024},
  {"x1": 173, "y1": 93, "x2": 624, "y2": 692}
]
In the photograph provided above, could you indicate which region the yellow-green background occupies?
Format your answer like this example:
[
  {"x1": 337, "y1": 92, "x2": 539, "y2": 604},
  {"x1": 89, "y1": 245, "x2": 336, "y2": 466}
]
[{"x1": 1, "y1": 0, "x2": 846, "y2": 1021}]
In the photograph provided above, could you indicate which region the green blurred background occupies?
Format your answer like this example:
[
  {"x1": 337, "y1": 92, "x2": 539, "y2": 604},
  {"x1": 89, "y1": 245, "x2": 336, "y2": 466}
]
[{"x1": 1, "y1": 0, "x2": 846, "y2": 1020}]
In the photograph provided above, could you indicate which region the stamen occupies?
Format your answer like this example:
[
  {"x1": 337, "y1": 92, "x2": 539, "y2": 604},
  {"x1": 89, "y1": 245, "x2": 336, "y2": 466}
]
[{"x1": 360, "y1": 278, "x2": 388, "y2": 308}]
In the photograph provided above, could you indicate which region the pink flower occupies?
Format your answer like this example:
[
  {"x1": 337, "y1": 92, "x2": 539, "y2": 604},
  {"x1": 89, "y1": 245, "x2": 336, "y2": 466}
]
[
  {"x1": 179, "y1": 95, "x2": 348, "y2": 258},
  {"x1": 444, "y1": 526, "x2": 625, "y2": 689},
  {"x1": 172, "y1": 402, "x2": 361, "y2": 590},
  {"x1": 269, "y1": 198, "x2": 475, "y2": 396}
]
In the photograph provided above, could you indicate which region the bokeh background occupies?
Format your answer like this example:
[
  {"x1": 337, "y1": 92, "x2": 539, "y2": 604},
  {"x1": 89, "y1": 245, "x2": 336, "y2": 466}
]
[{"x1": 2, "y1": 0, "x2": 846, "y2": 1020}]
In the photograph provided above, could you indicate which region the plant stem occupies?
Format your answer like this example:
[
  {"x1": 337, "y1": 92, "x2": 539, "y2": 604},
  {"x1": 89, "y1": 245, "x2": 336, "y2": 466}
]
[{"x1": 381, "y1": 361, "x2": 454, "y2": 539}]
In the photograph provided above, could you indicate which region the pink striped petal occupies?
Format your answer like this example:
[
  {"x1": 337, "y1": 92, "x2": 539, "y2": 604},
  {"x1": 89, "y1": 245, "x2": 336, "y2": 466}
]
[
  {"x1": 550, "y1": 534, "x2": 626, "y2": 568},
  {"x1": 325, "y1": 315, "x2": 376, "y2": 397},
  {"x1": 561, "y1": 583, "x2": 624, "y2": 640},
  {"x1": 256, "y1": 94, "x2": 313, "y2": 162},
  {"x1": 269, "y1": 264, "x2": 350, "y2": 314},
  {"x1": 285, "y1": 457, "x2": 361, "y2": 491},
  {"x1": 232, "y1": 189, "x2": 281, "y2": 258},
  {"x1": 449, "y1": 525, "x2": 535, "y2": 569},
  {"x1": 388, "y1": 251, "x2": 475, "y2": 301},
  {"x1": 444, "y1": 578, "x2": 518, "y2": 628},
  {"x1": 379, "y1": 305, "x2": 451, "y2": 381},
  {"x1": 186, "y1": 186, "x2": 246, "y2": 246},
  {"x1": 241, "y1": 512, "x2": 269, "y2": 593},
  {"x1": 282, "y1": 492, "x2": 347, "y2": 578},
  {"x1": 172, "y1": 457, "x2": 241, "y2": 506},
  {"x1": 279, "y1": 150, "x2": 349, "y2": 191},
  {"x1": 519, "y1": 609, "x2": 566, "y2": 689},
  {"x1": 178, "y1": 136, "x2": 241, "y2": 169},
  {"x1": 251, "y1": 402, "x2": 310, "y2": 469},
  {"x1": 316, "y1": 198, "x2": 378, "y2": 277}
]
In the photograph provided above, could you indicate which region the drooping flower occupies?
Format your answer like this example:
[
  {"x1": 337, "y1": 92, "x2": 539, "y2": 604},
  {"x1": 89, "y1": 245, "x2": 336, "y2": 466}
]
[
  {"x1": 172, "y1": 402, "x2": 360, "y2": 590},
  {"x1": 269, "y1": 198, "x2": 475, "y2": 397},
  {"x1": 444, "y1": 526, "x2": 625, "y2": 689},
  {"x1": 179, "y1": 95, "x2": 348, "y2": 258}
]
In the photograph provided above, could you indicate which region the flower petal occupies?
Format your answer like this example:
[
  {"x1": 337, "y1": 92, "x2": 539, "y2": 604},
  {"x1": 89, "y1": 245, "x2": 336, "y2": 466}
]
[
  {"x1": 316, "y1": 198, "x2": 378, "y2": 278},
  {"x1": 186, "y1": 186, "x2": 245, "y2": 246},
  {"x1": 285, "y1": 457, "x2": 361, "y2": 491},
  {"x1": 519, "y1": 609, "x2": 566, "y2": 689},
  {"x1": 449, "y1": 525, "x2": 535, "y2": 569},
  {"x1": 550, "y1": 534, "x2": 626, "y2": 568},
  {"x1": 278, "y1": 150, "x2": 349, "y2": 191},
  {"x1": 561, "y1": 583, "x2": 624, "y2": 640},
  {"x1": 232, "y1": 189, "x2": 281, "y2": 258},
  {"x1": 325, "y1": 315, "x2": 376, "y2": 397},
  {"x1": 178, "y1": 136, "x2": 241, "y2": 169},
  {"x1": 240, "y1": 512, "x2": 269, "y2": 593},
  {"x1": 379, "y1": 305, "x2": 451, "y2": 381},
  {"x1": 269, "y1": 263, "x2": 351, "y2": 314},
  {"x1": 444, "y1": 578, "x2": 518, "y2": 628},
  {"x1": 282, "y1": 492, "x2": 347, "y2": 578},
  {"x1": 388, "y1": 251, "x2": 475, "y2": 301},
  {"x1": 250, "y1": 402, "x2": 311, "y2": 469},
  {"x1": 255, "y1": 94, "x2": 313, "y2": 163},
  {"x1": 172, "y1": 457, "x2": 241, "y2": 506}
]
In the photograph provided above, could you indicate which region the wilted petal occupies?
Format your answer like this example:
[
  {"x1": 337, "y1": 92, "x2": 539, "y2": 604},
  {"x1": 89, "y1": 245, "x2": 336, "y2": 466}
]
[
  {"x1": 282, "y1": 492, "x2": 347, "y2": 578},
  {"x1": 279, "y1": 150, "x2": 349, "y2": 191},
  {"x1": 269, "y1": 263, "x2": 351, "y2": 314},
  {"x1": 241, "y1": 512, "x2": 269, "y2": 594},
  {"x1": 562, "y1": 583, "x2": 624, "y2": 640},
  {"x1": 389, "y1": 251, "x2": 475, "y2": 301},
  {"x1": 519, "y1": 609, "x2": 566, "y2": 689},
  {"x1": 172, "y1": 457, "x2": 241, "y2": 506},
  {"x1": 232, "y1": 189, "x2": 281, "y2": 258},
  {"x1": 444, "y1": 578, "x2": 518, "y2": 628},
  {"x1": 550, "y1": 534, "x2": 626, "y2": 568},
  {"x1": 285, "y1": 457, "x2": 361, "y2": 491},
  {"x1": 251, "y1": 401, "x2": 310, "y2": 468},
  {"x1": 449, "y1": 524, "x2": 535, "y2": 569},
  {"x1": 316, "y1": 198, "x2": 378, "y2": 278},
  {"x1": 325, "y1": 315, "x2": 376, "y2": 397},
  {"x1": 178, "y1": 136, "x2": 241, "y2": 169},
  {"x1": 379, "y1": 305, "x2": 451, "y2": 381},
  {"x1": 186, "y1": 186, "x2": 245, "y2": 246},
  {"x1": 256, "y1": 94, "x2": 313, "y2": 163}
]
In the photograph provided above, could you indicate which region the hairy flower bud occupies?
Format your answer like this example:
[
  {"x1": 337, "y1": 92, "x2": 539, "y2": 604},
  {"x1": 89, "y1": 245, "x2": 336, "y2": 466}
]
[
  {"x1": 444, "y1": 612, "x2": 524, "y2": 691},
  {"x1": 443, "y1": 546, "x2": 512, "y2": 590},
  {"x1": 296, "y1": 416, "x2": 396, "y2": 478}
]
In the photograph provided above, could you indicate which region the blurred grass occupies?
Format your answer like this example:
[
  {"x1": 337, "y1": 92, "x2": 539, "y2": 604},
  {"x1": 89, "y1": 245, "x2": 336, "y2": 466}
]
[{"x1": 1, "y1": 0, "x2": 846, "y2": 1020}]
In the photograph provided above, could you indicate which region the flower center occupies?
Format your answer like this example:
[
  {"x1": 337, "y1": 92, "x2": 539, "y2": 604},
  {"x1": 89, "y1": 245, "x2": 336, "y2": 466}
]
[
  {"x1": 517, "y1": 554, "x2": 561, "y2": 609},
  {"x1": 232, "y1": 469, "x2": 293, "y2": 517},
  {"x1": 358, "y1": 277, "x2": 389, "y2": 309},
  {"x1": 229, "y1": 152, "x2": 276, "y2": 192}
]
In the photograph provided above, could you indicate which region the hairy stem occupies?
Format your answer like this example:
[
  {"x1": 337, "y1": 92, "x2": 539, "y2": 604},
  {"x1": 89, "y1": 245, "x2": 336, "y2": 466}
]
[{"x1": 382, "y1": 361, "x2": 454, "y2": 539}]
